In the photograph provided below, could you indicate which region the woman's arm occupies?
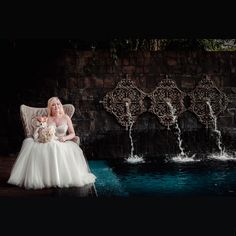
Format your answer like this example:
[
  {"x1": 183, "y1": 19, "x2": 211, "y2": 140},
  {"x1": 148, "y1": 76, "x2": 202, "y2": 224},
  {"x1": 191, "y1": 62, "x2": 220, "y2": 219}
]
[{"x1": 58, "y1": 115, "x2": 75, "y2": 142}]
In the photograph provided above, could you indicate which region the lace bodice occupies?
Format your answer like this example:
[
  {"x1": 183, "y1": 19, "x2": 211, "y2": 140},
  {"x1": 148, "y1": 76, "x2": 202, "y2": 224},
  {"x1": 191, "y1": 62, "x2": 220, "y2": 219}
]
[{"x1": 49, "y1": 123, "x2": 68, "y2": 137}]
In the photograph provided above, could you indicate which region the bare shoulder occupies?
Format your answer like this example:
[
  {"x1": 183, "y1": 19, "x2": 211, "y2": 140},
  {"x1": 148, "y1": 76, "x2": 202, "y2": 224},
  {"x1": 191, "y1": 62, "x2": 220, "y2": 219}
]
[{"x1": 64, "y1": 114, "x2": 71, "y2": 121}]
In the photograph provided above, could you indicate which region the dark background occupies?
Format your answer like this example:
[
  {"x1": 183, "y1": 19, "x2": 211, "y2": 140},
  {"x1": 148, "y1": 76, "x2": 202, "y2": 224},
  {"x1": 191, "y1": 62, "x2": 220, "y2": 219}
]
[
  {"x1": 1, "y1": 5, "x2": 236, "y2": 235},
  {"x1": 1, "y1": 40, "x2": 236, "y2": 161}
]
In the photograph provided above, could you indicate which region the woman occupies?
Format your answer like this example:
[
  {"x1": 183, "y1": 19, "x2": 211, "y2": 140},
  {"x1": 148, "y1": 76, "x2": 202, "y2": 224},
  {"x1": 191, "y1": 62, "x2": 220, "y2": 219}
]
[{"x1": 8, "y1": 97, "x2": 96, "y2": 189}]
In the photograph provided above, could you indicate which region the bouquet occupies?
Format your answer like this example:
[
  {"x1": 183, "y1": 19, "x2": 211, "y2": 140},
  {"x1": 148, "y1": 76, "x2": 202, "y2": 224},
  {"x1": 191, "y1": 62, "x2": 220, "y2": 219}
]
[
  {"x1": 37, "y1": 125, "x2": 56, "y2": 143},
  {"x1": 33, "y1": 116, "x2": 56, "y2": 143}
]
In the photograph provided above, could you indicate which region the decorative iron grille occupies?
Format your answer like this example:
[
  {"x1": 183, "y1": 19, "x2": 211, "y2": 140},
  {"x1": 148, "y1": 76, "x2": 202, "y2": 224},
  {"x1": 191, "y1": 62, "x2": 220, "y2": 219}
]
[
  {"x1": 188, "y1": 76, "x2": 229, "y2": 127},
  {"x1": 102, "y1": 77, "x2": 147, "y2": 130},
  {"x1": 148, "y1": 79, "x2": 186, "y2": 128}
]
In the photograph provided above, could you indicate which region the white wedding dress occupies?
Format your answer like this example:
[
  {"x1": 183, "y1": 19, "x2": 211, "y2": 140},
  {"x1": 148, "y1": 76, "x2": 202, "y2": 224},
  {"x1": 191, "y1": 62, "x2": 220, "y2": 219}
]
[{"x1": 8, "y1": 124, "x2": 96, "y2": 189}]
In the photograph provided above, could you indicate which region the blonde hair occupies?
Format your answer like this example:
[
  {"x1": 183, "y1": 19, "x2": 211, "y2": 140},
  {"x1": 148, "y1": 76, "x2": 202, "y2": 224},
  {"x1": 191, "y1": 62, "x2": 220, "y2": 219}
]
[{"x1": 47, "y1": 97, "x2": 65, "y2": 117}]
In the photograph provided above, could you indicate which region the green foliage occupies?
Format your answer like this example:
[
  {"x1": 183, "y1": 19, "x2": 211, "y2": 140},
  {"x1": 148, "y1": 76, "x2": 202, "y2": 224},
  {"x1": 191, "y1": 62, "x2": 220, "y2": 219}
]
[
  {"x1": 107, "y1": 39, "x2": 236, "y2": 52},
  {"x1": 159, "y1": 39, "x2": 217, "y2": 51},
  {"x1": 106, "y1": 39, "x2": 236, "y2": 63},
  {"x1": 67, "y1": 38, "x2": 236, "y2": 69},
  {"x1": 67, "y1": 38, "x2": 236, "y2": 52}
]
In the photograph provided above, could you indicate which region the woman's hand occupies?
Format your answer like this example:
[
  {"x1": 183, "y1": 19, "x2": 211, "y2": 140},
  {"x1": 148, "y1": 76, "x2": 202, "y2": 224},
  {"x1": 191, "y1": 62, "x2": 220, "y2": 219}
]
[{"x1": 58, "y1": 136, "x2": 66, "y2": 142}]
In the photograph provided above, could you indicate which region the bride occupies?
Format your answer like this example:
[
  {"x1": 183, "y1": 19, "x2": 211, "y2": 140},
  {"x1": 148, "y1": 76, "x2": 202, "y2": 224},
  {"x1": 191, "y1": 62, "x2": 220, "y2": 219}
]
[{"x1": 7, "y1": 97, "x2": 96, "y2": 189}]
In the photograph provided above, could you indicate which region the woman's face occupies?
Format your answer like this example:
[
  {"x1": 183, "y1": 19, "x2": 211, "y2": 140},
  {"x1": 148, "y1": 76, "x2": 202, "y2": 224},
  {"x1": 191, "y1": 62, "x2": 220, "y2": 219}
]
[{"x1": 50, "y1": 99, "x2": 62, "y2": 116}]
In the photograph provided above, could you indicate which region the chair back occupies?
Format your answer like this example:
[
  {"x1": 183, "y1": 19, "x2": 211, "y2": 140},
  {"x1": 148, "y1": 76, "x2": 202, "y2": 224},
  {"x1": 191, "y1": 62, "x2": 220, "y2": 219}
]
[{"x1": 20, "y1": 104, "x2": 75, "y2": 137}]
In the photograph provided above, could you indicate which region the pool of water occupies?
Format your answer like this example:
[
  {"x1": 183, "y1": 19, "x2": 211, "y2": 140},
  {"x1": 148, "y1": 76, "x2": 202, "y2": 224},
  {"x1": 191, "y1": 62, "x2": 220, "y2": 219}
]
[{"x1": 89, "y1": 156, "x2": 236, "y2": 197}]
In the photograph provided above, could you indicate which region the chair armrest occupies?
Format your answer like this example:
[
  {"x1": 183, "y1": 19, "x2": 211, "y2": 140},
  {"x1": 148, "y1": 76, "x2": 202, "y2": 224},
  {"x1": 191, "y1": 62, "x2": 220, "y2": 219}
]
[{"x1": 72, "y1": 136, "x2": 80, "y2": 145}]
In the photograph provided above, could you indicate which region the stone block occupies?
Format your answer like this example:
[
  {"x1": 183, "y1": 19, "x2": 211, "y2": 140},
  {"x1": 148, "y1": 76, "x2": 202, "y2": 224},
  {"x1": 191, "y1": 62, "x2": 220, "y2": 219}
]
[
  {"x1": 167, "y1": 58, "x2": 177, "y2": 66},
  {"x1": 122, "y1": 66, "x2": 136, "y2": 74},
  {"x1": 181, "y1": 78, "x2": 196, "y2": 89}
]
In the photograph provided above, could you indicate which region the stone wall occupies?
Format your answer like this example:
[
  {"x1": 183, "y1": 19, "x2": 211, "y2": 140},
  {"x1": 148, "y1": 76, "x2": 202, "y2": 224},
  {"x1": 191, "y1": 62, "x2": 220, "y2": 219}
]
[{"x1": 2, "y1": 45, "x2": 236, "y2": 159}]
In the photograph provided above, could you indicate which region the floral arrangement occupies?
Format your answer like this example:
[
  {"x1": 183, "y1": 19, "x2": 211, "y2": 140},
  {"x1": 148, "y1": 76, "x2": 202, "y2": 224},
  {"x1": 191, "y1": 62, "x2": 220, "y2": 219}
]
[
  {"x1": 33, "y1": 116, "x2": 56, "y2": 143},
  {"x1": 37, "y1": 125, "x2": 56, "y2": 143}
]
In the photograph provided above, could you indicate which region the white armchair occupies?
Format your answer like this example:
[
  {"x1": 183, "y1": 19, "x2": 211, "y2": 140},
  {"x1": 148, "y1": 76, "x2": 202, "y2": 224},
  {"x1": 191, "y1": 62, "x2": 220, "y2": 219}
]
[{"x1": 20, "y1": 104, "x2": 80, "y2": 145}]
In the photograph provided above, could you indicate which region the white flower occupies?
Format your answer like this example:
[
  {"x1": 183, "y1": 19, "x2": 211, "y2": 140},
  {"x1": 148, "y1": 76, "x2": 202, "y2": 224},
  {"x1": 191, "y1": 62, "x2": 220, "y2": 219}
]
[{"x1": 37, "y1": 126, "x2": 56, "y2": 143}]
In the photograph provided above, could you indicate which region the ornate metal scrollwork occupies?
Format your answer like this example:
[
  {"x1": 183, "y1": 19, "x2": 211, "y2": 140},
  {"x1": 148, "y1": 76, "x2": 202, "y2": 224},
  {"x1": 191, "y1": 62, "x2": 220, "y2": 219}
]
[
  {"x1": 102, "y1": 78, "x2": 147, "y2": 130},
  {"x1": 148, "y1": 79, "x2": 186, "y2": 128},
  {"x1": 188, "y1": 76, "x2": 229, "y2": 127}
]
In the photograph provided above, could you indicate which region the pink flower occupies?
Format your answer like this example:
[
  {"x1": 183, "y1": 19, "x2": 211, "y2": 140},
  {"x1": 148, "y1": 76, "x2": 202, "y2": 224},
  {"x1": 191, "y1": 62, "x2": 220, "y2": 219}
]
[{"x1": 36, "y1": 116, "x2": 48, "y2": 123}]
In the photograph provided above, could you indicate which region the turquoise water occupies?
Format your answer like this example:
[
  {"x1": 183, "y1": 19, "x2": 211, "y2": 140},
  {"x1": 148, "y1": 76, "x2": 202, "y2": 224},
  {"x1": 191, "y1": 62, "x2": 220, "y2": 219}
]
[{"x1": 89, "y1": 158, "x2": 236, "y2": 197}]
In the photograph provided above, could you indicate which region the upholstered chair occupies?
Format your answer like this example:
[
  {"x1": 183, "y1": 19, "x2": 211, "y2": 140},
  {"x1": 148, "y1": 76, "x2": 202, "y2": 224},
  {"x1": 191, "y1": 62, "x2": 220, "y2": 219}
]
[{"x1": 20, "y1": 104, "x2": 80, "y2": 145}]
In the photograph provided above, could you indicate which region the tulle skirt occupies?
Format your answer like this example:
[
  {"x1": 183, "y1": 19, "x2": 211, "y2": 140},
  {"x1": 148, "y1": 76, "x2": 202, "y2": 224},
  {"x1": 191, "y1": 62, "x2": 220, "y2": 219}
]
[{"x1": 8, "y1": 138, "x2": 96, "y2": 189}]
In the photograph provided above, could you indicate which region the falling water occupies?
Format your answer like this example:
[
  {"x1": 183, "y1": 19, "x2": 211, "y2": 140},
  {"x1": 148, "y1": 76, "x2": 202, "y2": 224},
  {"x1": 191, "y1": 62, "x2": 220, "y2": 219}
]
[
  {"x1": 166, "y1": 101, "x2": 196, "y2": 162},
  {"x1": 206, "y1": 101, "x2": 233, "y2": 160},
  {"x1": 206, "y1": 101, "x2": 223, "y2": 154},
  {"x1": 124, "y1": 102, "x2": 145, "y2": 164}
]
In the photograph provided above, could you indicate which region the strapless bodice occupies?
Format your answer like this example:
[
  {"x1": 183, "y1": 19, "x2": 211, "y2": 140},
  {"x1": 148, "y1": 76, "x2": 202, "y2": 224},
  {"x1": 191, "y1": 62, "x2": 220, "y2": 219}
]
[{"x1": 49, "y1": 123, "x2": 68, "y2": 137}]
